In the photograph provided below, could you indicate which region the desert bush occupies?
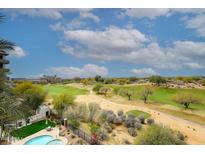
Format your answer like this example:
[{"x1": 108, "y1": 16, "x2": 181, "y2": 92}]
[
  {"x1": 93, "y1": 83, "x2": 104, "y2": 93},
  {"x1": 99, "y1": 130, "x2": 108, "y2": 141},
  {"x1": 138, "y1": 115, "x2": 145, "y2": 124},
  {"x1": 113, "y1": 117, "x2": 123, "y2": 125},
  {"x1": 135, "y1": 124, "x2": 186, "y2": 145},
  {"x1": 102, "y1": 122, "x2": 112, "y2": 133},
  {"x1": 177, "y1": 131, "x2": 185, "y2": 141},
  {"x1": 98, "y1": 87, "x2": 112, "y2": 96},
  {"x1": 106, "y1": 114, "x2": 116, "y2": 123},
  {"x1": 120, "y1": 115, "x2": 127, "y2": 122},
  {"x1": 134, "y1": 117, "x2": 140, "y2": 123},
  {"x1": 124, "y1": 117, "x2": 135, "y2": 128},
  {"x1": 117, "y1": 110, "x2": 124, "y2": 116},
  {"x1": 146, "y1": 118, "x2": 155, "y2": 125},
  {"x1": 128, "y1": 128, "x2": 137, "y2": 137},
  {"x1": 76, "y1": 104, "x2": 88, "y2": 122},
  {"x1": 98, "y1": 109, "x2": 117, "y2": 124},
  {"x1": 134, "y1": 122, "x2": 142, "y2": 130},
  {"x1": 88, "y1": 103, "x2": 100, "y2": 122},
  {"x1": 103, "y1": 78, "x2": 113, "y2": 84}
]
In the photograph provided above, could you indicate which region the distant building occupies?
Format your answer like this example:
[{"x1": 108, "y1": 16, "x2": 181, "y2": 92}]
[
  {"x1": 12, "y1": 75, "x2": 62, "y2": 84},
  {"x1": 40, "y1": 75, "x2": 62, "y2": 83},
  {"x1": 0, "y1": 50, "x2": 9, "y2": 72}
]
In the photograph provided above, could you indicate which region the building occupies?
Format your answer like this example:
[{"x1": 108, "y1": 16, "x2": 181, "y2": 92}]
[
  {"x1": 0, "y1": 50, "x2": 9, "y2": 71},
  {"x1": 16, "y1": 105, "x2": 51, "y2": 128},
  {"x1": 40, "y1": 75, "x2": 62, "y2": 83}
]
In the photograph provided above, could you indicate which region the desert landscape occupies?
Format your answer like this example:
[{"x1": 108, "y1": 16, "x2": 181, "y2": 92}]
[{"x1": 1, "y1": 8, "x2": 205, "y2": 145}]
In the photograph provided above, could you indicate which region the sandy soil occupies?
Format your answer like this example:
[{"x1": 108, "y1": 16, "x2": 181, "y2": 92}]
[{"x1": 75, "y1": 93, "x2": 205, "y2": 145}]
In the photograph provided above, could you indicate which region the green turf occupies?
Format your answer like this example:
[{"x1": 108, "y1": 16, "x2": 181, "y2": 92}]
[
  {"x1": 109, "y1": 84, "x2": 205, "y2": 112},
  {"x1": 11, "y1": 120, "x2": 56, "y2": 139},
  {"x1": 126, "y1": 110, "x2": 151, "y2": 119},
  {"x1": 40, "y1": 84, "x2": 88, "y2": 98}
]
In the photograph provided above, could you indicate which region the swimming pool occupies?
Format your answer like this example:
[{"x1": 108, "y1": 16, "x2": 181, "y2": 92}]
[{"x1": 24, "y1": 135, "x2": 63, "y2": 145}]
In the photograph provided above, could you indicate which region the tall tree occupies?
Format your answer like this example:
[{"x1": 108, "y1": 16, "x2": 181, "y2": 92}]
[
  {"x1": 173, "y1": 92, "x2": 200, "y2": 109},
  {"x1": 0, "y1": 94, "x2": 31, "y2": 141},
  {"x1": 141, "y1": 87, "x2": 153, "y2": 103},
  {"x1": 0, "y1": 14, "x2": 15, "y2": 93},
  {"x1": 53, "y1": 93, "x2": 75, "y2": 118},
  {"x1": 13, "y1": 82, "x2": 46, "y2": 112}
]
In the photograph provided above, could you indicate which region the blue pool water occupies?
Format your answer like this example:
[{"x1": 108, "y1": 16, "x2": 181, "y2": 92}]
[
  {"x1": 47, "y1": 139, "x2": 63, "y2": 145},
  {"x1": 24, "y1": 135, "x2": 63, "y2": 145}
]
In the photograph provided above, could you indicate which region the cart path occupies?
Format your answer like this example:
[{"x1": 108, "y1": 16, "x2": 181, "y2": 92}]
[{"x1": 75, "y1": 93, "x2": 205, "y2": 144}]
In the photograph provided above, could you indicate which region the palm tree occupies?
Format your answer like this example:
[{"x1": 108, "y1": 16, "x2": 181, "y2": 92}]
[
  {"x1": 0, "y1": 93, "x2": 31, "y2": 142},
  {"x1": 0, "y1": 14, "x2": 15, "y2": 53},
  {"x1": 0, "y1": 39, "x2": 15, "y2": 53}
]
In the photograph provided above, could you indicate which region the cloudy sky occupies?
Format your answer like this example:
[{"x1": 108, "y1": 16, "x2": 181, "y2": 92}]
[{"x1": 1, "y1": 8, "x2": 205, "y2": 78}]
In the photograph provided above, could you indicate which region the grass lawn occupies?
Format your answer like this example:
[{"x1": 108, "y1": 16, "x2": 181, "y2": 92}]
[
  {"x1": 11, "y1": 120, "x2": 55, "y2": 139},
  {"x1": 109, "y1": 84, "x2": 205, "y2": 112},
  {"x1": 40, "y1": 84, "x2": 88, "y2": 98},
  {"x1": 126, "y1": 110, "x2": 151, "y2": 119}
]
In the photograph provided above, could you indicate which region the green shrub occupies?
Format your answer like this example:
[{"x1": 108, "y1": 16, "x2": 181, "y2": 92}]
[
  {"x1": 88, "y1": 123, "x2": 101, "y2": 134},
  {"x1": 69, "y1": 118, "x2": 80, "y2": 129},
  {"x1": 93, "y1": 83, "x2": 104, "y2": 93},
  {"x1": 135, "y1": 124, "x2": 186, "y2": 145}
]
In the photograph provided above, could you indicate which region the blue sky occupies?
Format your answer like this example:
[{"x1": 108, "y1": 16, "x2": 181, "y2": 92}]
[{"x1": 1, "y1": 8, "x2": 205, "y2": 78}]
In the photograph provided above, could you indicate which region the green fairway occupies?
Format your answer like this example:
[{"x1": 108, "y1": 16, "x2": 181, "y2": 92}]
[
  {"x1": 11, "y1": 120, "x2": 55, "y2": 139},
  {"x1": 126, "y1": 110, "x2": 151, "y2": 119},
  {"x1": 109, "y1": 84, "x2": 205, "y2": 111},
  {"x1": 40, "y1": 84, "x2": 88, "y2": 98}
]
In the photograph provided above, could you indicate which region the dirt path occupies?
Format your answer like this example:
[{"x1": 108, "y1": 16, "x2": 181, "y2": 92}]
[{"x1": 75, "y1": 93, "x2": 205, "y2": 145}]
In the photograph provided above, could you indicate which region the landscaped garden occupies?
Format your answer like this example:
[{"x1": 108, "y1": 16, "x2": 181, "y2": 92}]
[{"x1": 10, "y1": 120, "x2": 55, "y2": 139}]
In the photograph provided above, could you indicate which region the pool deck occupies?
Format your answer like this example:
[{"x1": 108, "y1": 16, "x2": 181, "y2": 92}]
[{"x1": 12, "y1": 127, "x2": 68, "y2": 145}]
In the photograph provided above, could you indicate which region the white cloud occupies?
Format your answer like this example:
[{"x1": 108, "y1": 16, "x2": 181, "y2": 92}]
[
  {"x1": 63, "y1": 26, "x2": 148, "y2": 58},
  {"x1": 8, "y1": 9, "x2": 63, "y2": 20},
  {"x1": 49, "y1": 22, "x2": 65, "y2": 31},
  {"x1": 118, "y1": 8, "x2": 205, "y2": 37},
  {"x1": 123, "y1": 8, "x2": 170, "y2": 19},
  {"x1": 79, "y1": 10, "x2": 100, "y2": 22},
  {"x1": 60, "y1": 26, "x2": 205, "y2": 70},
  {"x1": 184, "y1": 14, "x2": 205, "y2": 37},
  {"x1": 9, "y1": 46, "x2": 26, "y2": 58},
  {"x1": 183, "y1": 62, "x2": 203, "y2": 69},
  {"x1": 5, "y1": 8, "x2": 99, "y2": 22},
  {"x1": 119, "y1": 8, "x2": 205, "y2": 20},
  {"x1": 131, "y1": 68, "x2": 157, "y2": 77},
  {"x1": 45, "y1": 64, "x2": 108, "y2": 79}
]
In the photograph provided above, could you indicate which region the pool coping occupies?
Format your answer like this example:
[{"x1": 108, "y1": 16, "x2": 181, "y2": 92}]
[{"x1": 12, "y1": 127, "x2": 68, "y2": 145}]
